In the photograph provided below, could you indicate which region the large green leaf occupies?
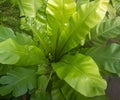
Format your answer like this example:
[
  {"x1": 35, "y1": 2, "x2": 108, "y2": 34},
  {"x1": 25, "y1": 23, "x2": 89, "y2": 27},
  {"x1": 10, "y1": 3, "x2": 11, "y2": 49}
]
[
  {"x1": 52, "y1": 53, "x2": 106, "y2": 97},
  {"x1": 56, "y1": 0, "x2": 109, "y2": 58},
  {"x1": 51, "y1": 77, "x2": 108, "y2": 100},
  {"x1": 86, "y1": 43, "x2": 120, "y2": 74},
  {"x1": 0, "y1": 38, "x2": 47, "y2": 66},
  {"x1": 0, "y1": 67, "x2": 36, "y2": 97},
  {"x1": 46, "y1": 0, "x2": 76, "y2": 57},
  {"x1": 89, "y1": 17, "x2": 120, "y2": 45}
]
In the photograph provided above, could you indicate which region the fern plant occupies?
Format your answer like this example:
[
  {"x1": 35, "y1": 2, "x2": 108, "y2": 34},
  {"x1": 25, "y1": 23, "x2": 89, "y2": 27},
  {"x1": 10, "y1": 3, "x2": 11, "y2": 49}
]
[{"x1": 1, "y1": 0, "x2": 118, "y2": 100}]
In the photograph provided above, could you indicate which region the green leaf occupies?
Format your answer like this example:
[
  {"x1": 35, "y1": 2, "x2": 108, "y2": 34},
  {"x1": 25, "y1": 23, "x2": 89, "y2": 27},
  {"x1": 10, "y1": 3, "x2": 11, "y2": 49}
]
[
  {"x1": 30, "y1": 75, "x2": 52, "y2": 100},
  {"x1": 38, "y1": 75, "x2": 49, "y2": 93},
  {"x1": 51, "y1": 78, "x2": 108, "y2": 100},
  {"x1": 0, "y1": 38, "x2": 47, "y2": 66},
  {"x1": 10, "y1": 0, "x2": 18, "y2": 5},
  {"x1": 18, "y1": 0, "x2": 48, "y2": 35},
  {"x1": 0, "y1": 25, "x2": 16, "y2": 42},
  {"x1": 57, "y1": 0, "x2": 109, "y2": 58},
  {"x1": 18, "y1": 0, "x2": 47, "y2": 26},
  {"x1": 18, "y1": 0, "x2": 40, "y2": 17},
  {"x1": 46, "y1": 0, "x2": 76, "y2": 56},
  {"x1": 0, "y1": 64, "x2": 11, "y2": 75},
  {"x1": 30, "y1": 90, "x2": 52, "y2": 100},
  {"x1": 36, "y1": 0, "x2": 48, "y2": 32},
  {"x1": 90, "y1": 17, "x2": 120, "y2": 45},
  {"x1": 0, "y1": 67, "x2": 36, "y2": 97},
  {"x1": 0, "y1": 25, "x2": 34, "y2": 45},
  {"x1": 26, "y1": 18, "x2": 51, "y2": 55},
  {"x1": 76, "y1": 0, "x2": 89, "y2": 11},
  {"x1": 107, "y1": 4, "x2": 116, "y2": 19},
  {"x1": 14, "y1": 32, "x2": 34, "y2": 45},
  {"x1": 61, "y1": 82, "x2": 108, "y2": 100},
  {"x1": 37, "y1": 64, "x2": 47, "y2": 75},
  {"x1": 86, "y1": 43, "x2": 120, "y2": 74},
  {"x1": 46, "y1": 0, "x2": 76, "y2": 26},
  {"x1": 112, "y1": 0, "x2": 120, "y2": 15},
  {"x1": 52, "y1": 88, "x2": 65, "y2": 100},
  {"x1": 51, "y1": 76, "x2": 66, "y2": 100},
  {"x1": 52, "y1": 53, "x2": 106, "y2": 97},
  {"x1": 18, "y1": 0, "x2": 49, "y2": 51}
]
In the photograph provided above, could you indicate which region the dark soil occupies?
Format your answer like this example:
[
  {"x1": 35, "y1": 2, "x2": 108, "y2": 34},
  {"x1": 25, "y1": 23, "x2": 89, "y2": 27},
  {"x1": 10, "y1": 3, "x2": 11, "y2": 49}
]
[{"x1": 106, "y1": 77, "x2": 120, "y2": 100}]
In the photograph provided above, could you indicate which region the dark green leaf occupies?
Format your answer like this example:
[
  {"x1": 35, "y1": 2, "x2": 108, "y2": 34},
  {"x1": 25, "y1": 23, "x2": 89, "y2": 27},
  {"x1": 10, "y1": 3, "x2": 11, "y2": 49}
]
[
  {"x1": 0, "y1": 67, "x2": 36, "y2": 97},
  {"x1": 0, "y1": 25, "x2": 16, "y2": 42},
  {"x1": 30, "y1": 75, "x2": 52, "y2": 100},
  {"x1": 112, "y1": 0, "x2": 120, "y2": 16},
  {"x1": 86, "y1": 43, "x2": 120, "y2": 74},
  {"x1": 90, "y1": 17, "x2": 120, "y2": 45},
  {"x1": 51, "y1": 76, "x2": 67, "y2": 100},
  {"x1": 0, "y1": 64, "x2": 12, "y2": 75}
]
